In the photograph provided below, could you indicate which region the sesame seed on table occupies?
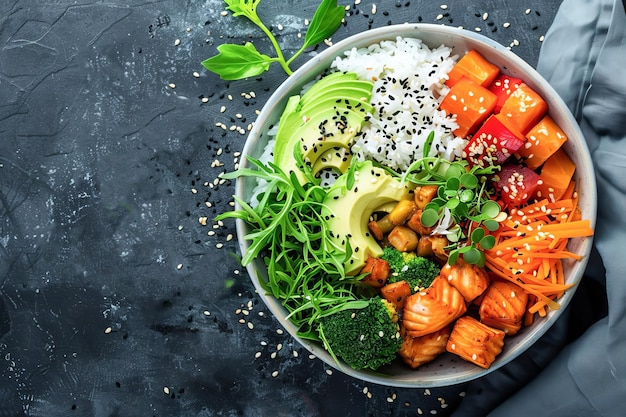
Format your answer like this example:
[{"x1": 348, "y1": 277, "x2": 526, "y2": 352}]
[{"x1": 0, "y1": 0, "x2": 562, "y2": 416}]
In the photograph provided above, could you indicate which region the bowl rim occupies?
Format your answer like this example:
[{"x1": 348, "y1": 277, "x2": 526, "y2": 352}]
[{"x1": 234, "y1": 23, "x2": 597, "y2": 387}]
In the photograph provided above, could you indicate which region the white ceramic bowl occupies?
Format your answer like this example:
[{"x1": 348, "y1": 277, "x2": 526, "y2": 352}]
[{"x1": 234, "y1": 24, "x2": 597, "y2": 387}]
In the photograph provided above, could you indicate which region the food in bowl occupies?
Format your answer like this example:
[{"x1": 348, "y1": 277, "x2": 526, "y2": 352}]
[{"x1": 219, "y1": 24, "x2": 596, "y2": 387}]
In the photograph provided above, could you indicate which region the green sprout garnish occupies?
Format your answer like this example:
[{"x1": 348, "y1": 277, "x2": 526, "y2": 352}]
[{"x1": 399, "y1": 132, "x2": 502, "y2": 267}]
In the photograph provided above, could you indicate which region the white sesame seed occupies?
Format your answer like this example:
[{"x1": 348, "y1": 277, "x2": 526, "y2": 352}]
[
  {"x1": 220, "y1": 10, "x2": 228, "y2": 16},
  {"x1": 503, "y1": 22, "x2": 511, "y2": 28},
  {"x1": 104, "y1": 326, "x2": 112, "y2": 334},
  {"x1": 271, "y1": 371, "x2": 279, "y2": 378},
  {"x1": 193, "y1": 71, "x2": 200, "y2": 78},
  {"x1": 255, "y1": 352, "x2": 262, "y2": 358},
  {"x1": 440, "y1": 4, "x2": 448, "y2": 9},
  {"x1": 168, "y1": 83, "x2": 176, "y2": 89},
  {"x1": 525, "y1": 8, "x2": 531, "y2": 14},
  {"x1": 482, "y1": 12, "x2": 488, "y2": 20},
  {"x1": 174, "y1": 39, "x2": 181, "y2": 46},
  {"x1": 203, "y1": 310, "x2": 211, "y2": 316},
  {"x1": 247, "y1": 321, "x2": 254, "y2": 330},
  {"x1": 163, "y1": 386, "x2": 170, "y2": 395},
  {"x1": 176, "y1": 263, "x2": 183, "y2": 270}
]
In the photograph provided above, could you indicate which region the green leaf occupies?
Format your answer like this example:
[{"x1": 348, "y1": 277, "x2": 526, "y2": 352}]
[
  {"x1": 444, "y1": 163, "x2": 464, "y2": 180},
  {"x1": 345, "y1": 159, "x2": 358, "y2": 190},
  {"x1": 462, "y1": 246, "x2": 482, "y2": 264},
  {"x1": 483, "y1": 219, "x2": 500, "y2": 232},
  {"x1": 459, "y1": 189, "x2": 475, "y2": 203},
  {"x1": 445, "y1": 177, "x2": 460, "y2": 191},
  {"x1": 224, "y1": 0, "x2": 262, "y2": 22},
  {"x1": 471, "y1": 227, "x2": 485, "y2": 243},
  {"x1": 303, "y1": 0, "x2": 346, "y2": 49},
  {"x1": 479, "y1": 235, "x2": 496, "y2": 250},
  {"x1": 201, "y1": 43, "x2": 272, "y2": 80},
  {"x1": 421, "y1": 208, "x2": 440, "y2": 227},
  {"x1": 423, "y1": 131, "x2": 435, "y2": 158},
  {"x1": 445, "y1": 198, "x2": 460, "y2": 210},
  {"x1": 481, "y1": 200, "x2": 501, "y2": 218},
  {"x1": 454, "y1": 202, "x2": 469, "y2": 218},
  {"x1": 460, "y1": 173, "x2": 478, "y2": 189},
  {"x1": 448, "y1": 250, "x2": 460, "y2": 265}
]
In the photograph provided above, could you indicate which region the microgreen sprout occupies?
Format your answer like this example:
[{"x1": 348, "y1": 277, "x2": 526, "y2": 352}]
[
  {"x1": 399, "y1": 132, "x2": 502, "y2": 266},
  {"x1": 202, "y1": 0, "x2": 346, "y2": 80}
]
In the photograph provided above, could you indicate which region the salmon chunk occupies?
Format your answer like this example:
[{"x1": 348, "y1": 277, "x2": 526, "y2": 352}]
[
  {"x1": 439, "y1": 259, "x2": 490, "y2": 303},
  {"x1": 403, "y1": 276, "x2": 467, "y2": 338},
  {"x1": 398, "y1": 326, "x2": 451, "y2": 369},
  {"x1": 479, "y1": 280, "x2": 529, "y2": 335},
  {"x1": 446, "y1": 316, "x2": 505, "y2": 369}
]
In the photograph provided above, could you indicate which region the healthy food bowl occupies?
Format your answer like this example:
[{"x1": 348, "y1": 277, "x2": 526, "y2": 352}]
[{"x1": 231, "y1": 24, "x2": 596, "y2": 387}]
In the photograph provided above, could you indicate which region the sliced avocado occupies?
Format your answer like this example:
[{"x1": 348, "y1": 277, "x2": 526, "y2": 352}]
[
  {"x1": 312, "y1": 146, "x2": 351, "y2": 176},
  {"x1": 323, "y1": 161, "x2": 412, "y2": 275},
  {"x1": 282, "y1": 108, "x2": 362, "y2": 179},
  {"x1": 299, "y1": 85, "x2": 374, "y2": 112},
  {"x1": 273, "y1": 72, "x2": 374, "y2": 182}
]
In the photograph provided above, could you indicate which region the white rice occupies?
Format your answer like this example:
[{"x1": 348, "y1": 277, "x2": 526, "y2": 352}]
[{"x1": 330, "y1": 36, "x2": 465, "y2": 171}]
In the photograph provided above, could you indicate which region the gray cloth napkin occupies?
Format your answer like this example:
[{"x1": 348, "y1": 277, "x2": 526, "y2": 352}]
[{"x1": 452, "y1": 0, "x2": 626, "y2": 415}]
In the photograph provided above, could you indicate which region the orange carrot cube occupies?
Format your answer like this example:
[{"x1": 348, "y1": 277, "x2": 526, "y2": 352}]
[
  {"x1": 518, "y1": 115, "x2": 568, "y2": 170},
  {"x1": 440, "y1": 77, "x2": 497, "y2": 138},
  {"x1": 446, "y1": 50, "x2": 500, "y2": 88},
  {"x1": 499, "y1": 83, "x2": 548, "y2": 135}
]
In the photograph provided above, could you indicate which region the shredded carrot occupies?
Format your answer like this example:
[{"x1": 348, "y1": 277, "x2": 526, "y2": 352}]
[{"x1": 485, "y1": 189, "x2": 593, "y2": 316}]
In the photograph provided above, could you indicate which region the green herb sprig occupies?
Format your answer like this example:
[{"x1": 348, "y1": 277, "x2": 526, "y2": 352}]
[
  {"x1": 398, "y1": 132, "x2": 502, "y2": 267},
  {"x1": 202, "y1": 0, "x2": 346, "y2": 80},
  {"x1": 216, "y1": 157, "x2": 367, "y2": 339}
]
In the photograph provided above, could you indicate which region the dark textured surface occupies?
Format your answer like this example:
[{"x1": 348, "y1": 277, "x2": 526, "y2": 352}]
[{"x1": 0, "y1": 1, "x2": 562, "y2": 416}]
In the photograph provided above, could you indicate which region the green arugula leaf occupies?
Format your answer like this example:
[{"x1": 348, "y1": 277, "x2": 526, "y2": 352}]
[
  {"x1": 201, "y1": 43, "x2": 272, "y2": 80},
  {"x1": 302, "y1": 0, "x2": 345, "y2": 49}
]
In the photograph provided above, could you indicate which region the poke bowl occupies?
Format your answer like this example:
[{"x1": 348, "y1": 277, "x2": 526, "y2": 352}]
[{"x1": 229, "y1": 24, "x2": 596, "y2": 387}]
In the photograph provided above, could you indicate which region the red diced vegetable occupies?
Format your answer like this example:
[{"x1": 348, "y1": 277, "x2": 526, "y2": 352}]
[
  {"x1": 499, "y1": 83, "x2": 548, "y2": 134},
  {"x1": 495, "y1": 164, "x2": 542, "y2": 207},
  {"x1": 463, "y1": 114, "x2": 525, "y2": 168},
  {"x1": 535, "y1": 149, "x2": 576, "y2": 202},
  {"x1": 488, "y1": 74, "x2": 523, "y2": 113},
  {"x1": 440, "y1": 77, "x2": 497, "y2": 138},
  {"x1": 446, "y1": 50, "x2": 500, "y2": 88},
  {"x1": 518, "y1": 115, "x2": 568, "y2": 170}
]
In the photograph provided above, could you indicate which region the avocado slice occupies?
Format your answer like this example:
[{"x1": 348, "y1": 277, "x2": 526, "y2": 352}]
[
  {"x1": 312, "y1": 146, "x2": 351, "y2": 176},
  {"x1": 273, "y1": 72, "x2": 374, "y2": 182},
  {"x1": 323, "y1": 161, "x2": 412, "y2": 275}
]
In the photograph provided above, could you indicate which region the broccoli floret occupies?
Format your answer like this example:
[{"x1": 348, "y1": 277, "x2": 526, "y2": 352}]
[
  {"x1": 319, "y1": 297, "x2": 402, "y2": 370},
  {"x1": 381, "y1": 246, "x2": 440, "y2": 292}
]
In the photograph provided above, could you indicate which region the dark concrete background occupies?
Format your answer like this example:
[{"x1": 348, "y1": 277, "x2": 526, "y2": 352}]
[{"x1": 0, "y1": 1, "x2": 562, "y2": 416}]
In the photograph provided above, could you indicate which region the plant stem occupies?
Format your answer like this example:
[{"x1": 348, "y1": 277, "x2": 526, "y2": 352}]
[{"x1": 255, "y1": 20, "x2": 293, "y2": 75}]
